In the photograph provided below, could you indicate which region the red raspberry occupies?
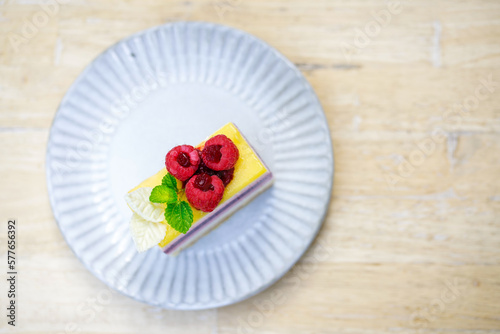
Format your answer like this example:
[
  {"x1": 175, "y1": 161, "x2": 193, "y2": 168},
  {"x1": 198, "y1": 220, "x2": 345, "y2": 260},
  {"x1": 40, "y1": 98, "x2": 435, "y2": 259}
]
[
  {"x1": 201, "y1": 135, "x2": 239, "y2": 171},
  {"x1": 196, "y1": 159, "x2": 217, "y2": 176},
  {"x1": 165, "y1": 145, "x2": 200, "y2": 181},
  {"x1": 217, "y1": 168, "x2": 234, "y2": 187},
  {"x1": 185, "y1": 173, "x2": 224, "y2": 212},
  {"x1": 192, "y1": 152, "x2": 234, "y2": 187}
]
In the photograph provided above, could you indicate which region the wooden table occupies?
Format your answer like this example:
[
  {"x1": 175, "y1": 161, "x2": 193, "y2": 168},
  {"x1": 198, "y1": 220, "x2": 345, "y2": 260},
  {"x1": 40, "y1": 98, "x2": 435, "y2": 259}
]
[{"x1": 1, "y1": 0, "x2": 499, "y2": 333}]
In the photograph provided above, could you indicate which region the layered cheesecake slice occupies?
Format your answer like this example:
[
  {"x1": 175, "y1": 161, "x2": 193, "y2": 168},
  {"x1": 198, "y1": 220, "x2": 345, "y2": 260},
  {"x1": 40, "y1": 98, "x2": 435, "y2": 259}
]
[{"x1": 126, "y1": 123, "x2": 273, "y2": 254}]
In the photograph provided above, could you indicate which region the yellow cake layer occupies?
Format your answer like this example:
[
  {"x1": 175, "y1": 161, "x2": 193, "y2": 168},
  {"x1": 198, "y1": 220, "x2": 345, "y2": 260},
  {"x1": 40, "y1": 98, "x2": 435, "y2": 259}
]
[{"x1": 128, "y1": 122, "x2": 268, "y2": 247}]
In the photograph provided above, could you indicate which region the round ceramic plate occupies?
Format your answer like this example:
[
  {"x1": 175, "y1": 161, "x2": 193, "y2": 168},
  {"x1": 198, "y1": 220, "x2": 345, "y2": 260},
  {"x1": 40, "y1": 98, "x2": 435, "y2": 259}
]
[{"x1": 46, "y1": 22, "x2": 333, "y2": 310}]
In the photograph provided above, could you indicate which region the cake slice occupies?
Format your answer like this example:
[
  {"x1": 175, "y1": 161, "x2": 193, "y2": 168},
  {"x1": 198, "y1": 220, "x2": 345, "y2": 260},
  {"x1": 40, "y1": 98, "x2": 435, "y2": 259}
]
[{"x1": 126, "y1": 123, "x2": 273, "y2": 254}]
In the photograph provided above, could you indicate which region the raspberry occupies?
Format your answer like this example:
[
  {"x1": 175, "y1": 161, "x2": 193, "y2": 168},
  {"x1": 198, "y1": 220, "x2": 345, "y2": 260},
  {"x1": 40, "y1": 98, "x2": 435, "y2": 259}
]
[
  {"x1": 193, "y1": 173, "x2": 214, "y2": 191},
  {"x1": 194, "y1": 148, "x2": 234, "y2": 187},
  {"x1": 204, "y1": 145, "x2": 222, "y2": 163},
  {"x1": 196, "y1": 159, "x2": 217, "y2": 176},
  {"x1": 201, "y1": 135, "x2": 239, "y2": 171},
  {"x1": 165, "y1": 145, "x2": 200, "y2": 181},
  {"x1": 217, "y1": 168, "x2": 234, "y2": 187},
  {"x1": 185, "y1": 173, "x2": 224, "y2": 212}
]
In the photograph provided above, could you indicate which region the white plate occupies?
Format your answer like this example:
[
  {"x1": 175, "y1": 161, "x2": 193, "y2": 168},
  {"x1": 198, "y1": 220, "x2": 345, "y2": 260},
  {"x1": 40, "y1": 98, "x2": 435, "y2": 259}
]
[{"x1": 46, "y1": 22, "x2": 333, "y2": 310}]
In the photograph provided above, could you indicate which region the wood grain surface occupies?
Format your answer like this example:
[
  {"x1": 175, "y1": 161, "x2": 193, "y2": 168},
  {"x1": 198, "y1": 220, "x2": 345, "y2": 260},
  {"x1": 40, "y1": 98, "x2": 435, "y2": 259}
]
[{"x1": 1, "y1": 0, "x2": 499, "y2": 333}]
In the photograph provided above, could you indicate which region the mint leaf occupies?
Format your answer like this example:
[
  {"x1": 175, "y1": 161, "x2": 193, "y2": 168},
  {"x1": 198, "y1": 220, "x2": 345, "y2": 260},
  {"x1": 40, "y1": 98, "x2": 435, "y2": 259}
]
[
  {"x1": 162, "y1": 173, "x2": 178, "y2": 190},
  {"x1": 164, "y1": 201, "x2": 193, "y2": 234},
  {"x1": 149, "y1": 185, "x2": 177, "y2": 204}
]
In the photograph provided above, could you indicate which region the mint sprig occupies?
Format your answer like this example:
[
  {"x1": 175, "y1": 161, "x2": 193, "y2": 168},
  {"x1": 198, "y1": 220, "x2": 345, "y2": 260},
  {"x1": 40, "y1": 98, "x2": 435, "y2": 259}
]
[
  {"x1": 165, "y1": 201, "x2": 193, "y2": 234},
  {"x1": 150, "y1": 185, "x2": 177, "y2": 204},
  {"x1": 149, "y1": 173, "x2": 193, "y2": 234},
  {"x1": 162, "y1": 173, "x2": 178, "y2": 190}
]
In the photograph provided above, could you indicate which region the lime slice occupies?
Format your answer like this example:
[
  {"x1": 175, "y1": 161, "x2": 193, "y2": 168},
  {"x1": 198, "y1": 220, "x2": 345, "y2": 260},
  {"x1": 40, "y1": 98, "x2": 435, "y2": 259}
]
[
  {"x1": 125, "y1": 187, "x2": 164, "y2": 223},
  {"x1": 129, "y1": 213, "x2": 167, "y2": 252}
]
